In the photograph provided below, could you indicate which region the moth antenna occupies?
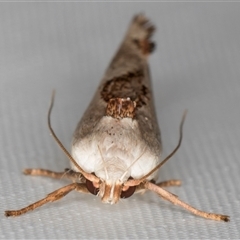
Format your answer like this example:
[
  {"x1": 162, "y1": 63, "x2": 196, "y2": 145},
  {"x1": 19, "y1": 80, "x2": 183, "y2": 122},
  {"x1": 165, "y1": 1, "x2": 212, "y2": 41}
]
[
  {"x1": 98, "y1": 145, "x2": 109, "y2": 180},
  {"x1": 48, "y1": 90, "x2": 99, "y2": 183},
  {"x1": 125, "y1": 110, "x2": 187, "y2": 187},
  {"x1": 119, "y1": 147, "x2": 146, "y2": 183}
]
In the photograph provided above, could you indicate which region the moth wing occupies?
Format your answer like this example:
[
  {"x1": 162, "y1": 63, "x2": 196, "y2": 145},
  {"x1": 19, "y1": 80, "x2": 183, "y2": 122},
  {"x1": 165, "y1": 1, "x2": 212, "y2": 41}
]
[{"x1": 73, "y1": 14, "x2": 161, "y2": 157}]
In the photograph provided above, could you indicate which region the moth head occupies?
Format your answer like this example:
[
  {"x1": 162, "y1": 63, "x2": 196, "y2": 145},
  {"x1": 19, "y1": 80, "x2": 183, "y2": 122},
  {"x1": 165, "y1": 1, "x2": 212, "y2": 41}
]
[{"x1": 85, "y1": 178, "x2": 136, "y2": 204}]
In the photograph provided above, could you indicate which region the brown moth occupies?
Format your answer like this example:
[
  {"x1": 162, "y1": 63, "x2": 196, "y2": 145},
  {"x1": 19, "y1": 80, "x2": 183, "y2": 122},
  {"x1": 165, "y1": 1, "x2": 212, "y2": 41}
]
[{"x1": 5, "y1": 14, "x2": 229, "y2": 221}]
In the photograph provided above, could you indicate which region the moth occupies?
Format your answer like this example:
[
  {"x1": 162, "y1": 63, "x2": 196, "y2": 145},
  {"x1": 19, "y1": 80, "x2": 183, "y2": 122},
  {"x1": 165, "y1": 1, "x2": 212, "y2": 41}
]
[{"x1": 5, "y1": 14, "x2": 229, "y2": 221}]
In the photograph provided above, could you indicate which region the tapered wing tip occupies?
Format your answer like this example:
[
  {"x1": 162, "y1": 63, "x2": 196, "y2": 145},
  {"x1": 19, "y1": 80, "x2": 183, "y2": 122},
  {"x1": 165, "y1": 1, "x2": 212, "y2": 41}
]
[
  {"x1": 127, "y1": 14, "x2": 156, "y2": 56},
  {"x1": 132, "y1": 13, "x2": 156, "y2": 34},
  {"x1": 133, "y1": 13, "x2": 153, "y2": 24}
]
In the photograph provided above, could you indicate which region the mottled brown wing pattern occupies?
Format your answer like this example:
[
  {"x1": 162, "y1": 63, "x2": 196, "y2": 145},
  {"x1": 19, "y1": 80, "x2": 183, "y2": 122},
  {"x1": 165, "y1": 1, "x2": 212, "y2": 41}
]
[{"x1": 73, "y1": 14, "x2": 161, "y2": 153}]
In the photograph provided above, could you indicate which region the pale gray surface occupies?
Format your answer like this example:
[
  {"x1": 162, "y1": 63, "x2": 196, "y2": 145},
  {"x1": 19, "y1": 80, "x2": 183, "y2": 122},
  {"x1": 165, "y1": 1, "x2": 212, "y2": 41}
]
[{"x1": 0, "y1": 3, "x2": 239, "y2": 239}]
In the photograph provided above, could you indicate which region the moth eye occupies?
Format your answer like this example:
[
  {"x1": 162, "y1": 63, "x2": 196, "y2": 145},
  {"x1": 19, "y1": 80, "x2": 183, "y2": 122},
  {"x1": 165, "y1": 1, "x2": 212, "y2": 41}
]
[
  {"x1": 86, "y1": 179, "x2": 99, "y2": 195},
  {"x1": 120, "y1": 186, "x2": 136, "y2": 199}
]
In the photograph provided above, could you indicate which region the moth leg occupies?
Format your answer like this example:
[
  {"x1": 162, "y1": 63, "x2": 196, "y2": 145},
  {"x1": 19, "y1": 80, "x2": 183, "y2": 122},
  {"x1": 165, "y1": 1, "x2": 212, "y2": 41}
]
[
  {"x1": 75, "y1": 183, "x2": 90, "y2": 194},
  {"x1": 145, "y1": 181, "x2": 230, "y2": 222},
  {"x1": 5, "y1": 183, "x2": 85, "y2": 217},
  {"x1": 23, "y1": 168, "x2": 84, "y2": 182},
  {"x1": 156, "y1": 179, "x2": 181, "y2": 188},
  {"x1": 135, "y1": 180, "x2": 181, "y2": 195},
  {"x1": 135, "y1": 182, "x2": 147, "y2": 194}
]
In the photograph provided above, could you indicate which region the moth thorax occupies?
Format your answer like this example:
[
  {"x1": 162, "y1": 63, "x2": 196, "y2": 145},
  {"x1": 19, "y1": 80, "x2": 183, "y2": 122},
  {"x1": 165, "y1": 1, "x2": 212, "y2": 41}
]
[{"x1": 106, "y1": 98, "x2": 136, "y2": 119}]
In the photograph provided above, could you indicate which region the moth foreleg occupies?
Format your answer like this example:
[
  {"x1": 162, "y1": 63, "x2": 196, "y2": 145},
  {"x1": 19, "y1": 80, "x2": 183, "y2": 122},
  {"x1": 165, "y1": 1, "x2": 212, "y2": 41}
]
[
  {"x1": 156, "y1": 180, "x2": 181, "y2": 188},
  {"x1": 135, "y1": 180, "x2": 181, "y2": 195},
  {"x1": 145, "y1": 181, "x2": 230, "y2": 222},
  {"x1": 23, "y1": 168, "x2": 84, "y2": 182},
  {"x1": 5, "y1": 183, "x2": 85, "y2": 217}
]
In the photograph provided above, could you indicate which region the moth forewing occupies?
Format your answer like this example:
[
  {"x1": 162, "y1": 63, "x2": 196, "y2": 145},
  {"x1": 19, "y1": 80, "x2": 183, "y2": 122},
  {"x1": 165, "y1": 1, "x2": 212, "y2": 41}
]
[{"x1": 5, "y1": 14, "x2": 229, "y2": 221}]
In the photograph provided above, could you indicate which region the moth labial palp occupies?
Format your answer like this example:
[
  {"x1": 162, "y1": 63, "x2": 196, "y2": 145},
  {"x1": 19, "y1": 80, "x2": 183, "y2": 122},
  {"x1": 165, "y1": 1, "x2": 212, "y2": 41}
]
[{"x1": 5, "y1": 14, "x2": 229, "y2": 222}]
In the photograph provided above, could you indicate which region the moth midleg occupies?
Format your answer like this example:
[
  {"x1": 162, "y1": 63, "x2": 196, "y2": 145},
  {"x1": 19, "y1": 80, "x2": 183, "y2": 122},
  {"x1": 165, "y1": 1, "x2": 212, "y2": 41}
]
[
  {"x1": 145, "y1": 181, "x2": 230, "y2": 222},
  {"x1": 156, "y1": 180, "x2": 181, "y2": 188},
  {"x1": 5, "y1": 183, "x2": 87, "y2": 217},
  {"x1": 23, "y1": 168, "x2": 84, "y2": 182}
]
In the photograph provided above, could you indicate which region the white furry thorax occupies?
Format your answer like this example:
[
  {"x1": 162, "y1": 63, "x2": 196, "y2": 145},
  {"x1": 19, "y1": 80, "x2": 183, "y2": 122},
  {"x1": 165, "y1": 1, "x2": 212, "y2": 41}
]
[{"x1": 71, "y1": 116, "x2": 160, "y2": 184}]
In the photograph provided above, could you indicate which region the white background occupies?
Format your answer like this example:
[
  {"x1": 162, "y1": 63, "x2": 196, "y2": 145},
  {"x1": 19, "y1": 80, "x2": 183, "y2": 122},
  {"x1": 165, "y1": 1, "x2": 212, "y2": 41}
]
[{"x1": 0, "y1": 2, "x2": 239, "y2": 239}]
